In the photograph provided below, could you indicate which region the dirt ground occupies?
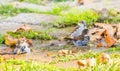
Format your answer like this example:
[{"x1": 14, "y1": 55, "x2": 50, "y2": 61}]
[{"x1": 0, "y1": 0, "x2": 120, "y2": 69}]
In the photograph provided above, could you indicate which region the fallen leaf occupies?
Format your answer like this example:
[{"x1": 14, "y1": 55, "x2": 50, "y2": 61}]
[
  {"x1": 88, "y1": 28, "x2": 105, "y2": 41},
  {"x1": 92, "y1": 23, "x2": 118, "y2": 47},
  {"x1": 86, "y1": 58, "x2": 96, "y2": 67},
  {"x1": 94, "y1": 23, "x2": 116, "y2": 37},
  {"x1": 15, "y1": 24, "x2": 32, "y2": 32},
  {"x1": 58, "y1": 50, "x2": 76, "y2": 56},
  {"x1": 26, "y1": 39, "x2": 32, "y2": 46},
  {"x1": 102, "y1": 30, "x2": 116, "y2": 47},
  {"x1": 77, "y1": 58, "x2": 96, "y2": 69},
  {"x1": 96, "y1": 43, "x2": 103, "y2": 47},
  {"x1": 96, "y1": 38, "x2": 107, "y2": 47},
  {"x1": 99, "y1": 53, "x2": 111, "y2": 64},
  {"x1": 116, "y1": 39, "x2": 120, "y2": 44},
  {"x1": 75, "y1": 0, "x2": 93, "y2": 5},
  {"x1": 96, "y1": 29, "x2": 116, "y2": 47},
  {"x1": 75, "y1": 0, "x2": 80, "y2": 3},
  {"x1": 4, "y1": 35, "x2": 17, "y2": 48},
  {"x1": 116, "y1": 23, "x2": 120, "y2": 39},
  {"x1": 77, "y1": 59, "x2": 87, "y2": 69},
  {"x1": 47, "y1": 53, "x2": 51, "y2": 57},
  {"x1": 75, "y1": 0, "x2": 83, "y2": 5}
]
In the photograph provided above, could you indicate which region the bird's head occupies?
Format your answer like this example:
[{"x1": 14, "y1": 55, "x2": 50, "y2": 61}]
[{"x1": 78, "y1": 20, "x2": 86, "y2": 28}]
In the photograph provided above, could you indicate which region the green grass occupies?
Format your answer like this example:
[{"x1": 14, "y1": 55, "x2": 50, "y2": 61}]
[
  {"x1": 0, "y1": 52, "x2": 120, "y2": 71},
  {"x1": 19, "y1": 0, "x2": 48, "y2": 5},
  {"x1": 0, "y1": 4, "x2": 40, "y2": 16},
  {"x1": 0, "y1": 3, "x2": 70, "y2": 17},
  {"x1": 53, "y1": 9, "x2": 100, "y2": 28},
  {"x1": 1, "y1": 51, "x2": 120, "y2": 71},
  {"x1": 50, "y1": 51, "x2": 120, "y2": 71},
  {"x1": 52, "y1": 8, "x2": 120, "y2": 28},
  {"x1": 40, "y1": 3, "x2": 70, "y2": 15},
  {"x1": 81, "y1": 52, "x2": 120, "y2": 71},
  {"x1": 1, "y1": 4, "x2": 119, "y2": 28},
  {"x1": 19, "y1": 0, "x2": 70, "y2": 5},
  {"x1": 50, "y1": 52, "x2": 100, "y2": 64},
  {"x1": 100, "y1": 8, "x2": 120, "y2": 23},
  {"x1": 0, "y1": 58, "x2": 78, "y2": 71},
  {"x1": 0, "y1": 3, "x2": 120, "y2": 28},
  {"x1": 80, "y1": 62, "x2": 120, "y2": 71},
  {"x1": 7, "y1": 30, "x2": 54, "y2": 40},
  {"x1": 103, "y1": 47, "x2": 120, "y2": 53},
  {"x1": 52, "y1": 0, "x2": 71, "y2": 2},
  {"x1": 51, "y1": 47, "x2": 120, "y2": 64},
  {"x1": 0, "y1": 34, "x2": 5, "y2": 44}
]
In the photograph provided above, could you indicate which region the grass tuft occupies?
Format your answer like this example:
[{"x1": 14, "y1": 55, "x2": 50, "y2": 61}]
[
  {"x1": 7, "y1": 30, "x2": 54, "y2": 40},
  {"x1": 0, "y1": 34, "x2": 5, "y2": 44},
  {"x1": 53, "y1": 9, "x2": 100, "y2": 28},
  {"x1": 0, "y1": 4, "x2": 40, "y2": 16}
]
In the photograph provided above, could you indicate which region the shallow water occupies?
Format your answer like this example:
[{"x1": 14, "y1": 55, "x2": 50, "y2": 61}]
[{"x1": 0, "y1": 26, "x2": 120, "y2": 65}]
